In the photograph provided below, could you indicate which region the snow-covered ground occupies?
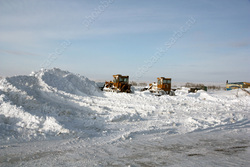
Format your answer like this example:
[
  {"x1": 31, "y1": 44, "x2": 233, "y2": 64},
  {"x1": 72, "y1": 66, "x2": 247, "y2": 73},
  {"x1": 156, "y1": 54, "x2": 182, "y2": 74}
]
[{"x1": 0, "y1": 68, "x2": 249, "y2": 167}]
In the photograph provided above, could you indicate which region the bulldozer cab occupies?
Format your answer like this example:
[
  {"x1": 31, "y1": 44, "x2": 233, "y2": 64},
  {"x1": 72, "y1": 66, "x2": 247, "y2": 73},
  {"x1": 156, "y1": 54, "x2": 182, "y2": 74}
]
[
  {"x1": 113, "y1": 74, "x2": 131, "y2": 92},
  {"x1": 113, "y1": 75, "x2": 129, "y2": 84},
  {"x1": 157, "y1": 77, "x2": 171, "y2": 92}
]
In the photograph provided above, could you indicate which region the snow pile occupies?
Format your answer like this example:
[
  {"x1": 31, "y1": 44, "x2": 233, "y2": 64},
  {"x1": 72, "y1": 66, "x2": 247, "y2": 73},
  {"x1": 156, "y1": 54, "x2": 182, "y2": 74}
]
[
  {"x1": 0, "y1": 94, "x2": 69, "y2": 142},
  {"x1": 0, "y1": 68, "x2": 103, "y2": 143},
  {"x1": 31, "y1": 68, "x2": 101, "y2": 97}
]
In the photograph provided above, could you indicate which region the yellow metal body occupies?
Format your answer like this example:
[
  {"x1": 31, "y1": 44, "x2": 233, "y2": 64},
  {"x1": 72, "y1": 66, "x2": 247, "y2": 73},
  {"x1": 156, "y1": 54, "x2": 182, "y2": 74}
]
[
  {"x1": 157, "y1": 77, "x2": 171, "y2": 92},
  {"x1": 104, "y1": 74, "x2": 131, "y2": 93},
  {"x1": 148, "y1": 77, "x2": 172, "y2": 94}
]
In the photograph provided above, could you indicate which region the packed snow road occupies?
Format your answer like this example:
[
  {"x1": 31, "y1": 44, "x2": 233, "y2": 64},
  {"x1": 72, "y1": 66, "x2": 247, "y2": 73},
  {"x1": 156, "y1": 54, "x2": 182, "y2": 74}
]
[
  {"x1": 0, "y1": 68, "x2": 250, "y2": 166},
  {"x1": 0, "y1": 127, "x2": 249, "y2": 166}
]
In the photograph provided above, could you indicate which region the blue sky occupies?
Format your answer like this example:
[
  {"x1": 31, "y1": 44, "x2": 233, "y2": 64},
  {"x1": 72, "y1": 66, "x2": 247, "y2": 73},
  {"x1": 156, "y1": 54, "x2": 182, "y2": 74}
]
[{"x1": 0, "y1": 0, "x2": 250, "y2": 82}]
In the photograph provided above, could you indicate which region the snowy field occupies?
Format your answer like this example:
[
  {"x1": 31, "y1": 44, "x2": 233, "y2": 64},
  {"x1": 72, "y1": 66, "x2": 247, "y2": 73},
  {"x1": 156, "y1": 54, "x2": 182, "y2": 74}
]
[{"x1": 0, "y1": 68, "x2": 249, "y2": 167}]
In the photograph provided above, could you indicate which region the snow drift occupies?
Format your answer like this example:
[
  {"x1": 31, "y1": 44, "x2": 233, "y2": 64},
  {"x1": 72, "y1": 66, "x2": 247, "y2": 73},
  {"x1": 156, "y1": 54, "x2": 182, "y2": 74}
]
[{"x1": 0, "y1": 68, "x2": 103, "y2": 143}]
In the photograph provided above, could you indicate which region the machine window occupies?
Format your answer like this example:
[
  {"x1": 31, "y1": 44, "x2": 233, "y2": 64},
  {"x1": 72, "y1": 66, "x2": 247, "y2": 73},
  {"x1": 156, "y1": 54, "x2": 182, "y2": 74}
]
[{"x1": 163, "y1": 79, "x2": 171, "y2": 84}]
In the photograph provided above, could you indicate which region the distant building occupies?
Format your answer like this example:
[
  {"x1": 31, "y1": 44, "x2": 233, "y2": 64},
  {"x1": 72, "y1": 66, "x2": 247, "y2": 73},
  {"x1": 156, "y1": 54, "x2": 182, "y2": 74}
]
[{"x1": 226, "y1": 80, "x2": 250, "y2": 90}]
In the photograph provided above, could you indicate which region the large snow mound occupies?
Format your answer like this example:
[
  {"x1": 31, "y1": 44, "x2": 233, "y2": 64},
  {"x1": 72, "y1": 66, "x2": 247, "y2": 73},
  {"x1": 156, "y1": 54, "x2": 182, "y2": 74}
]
[
  {"x1": 0, "y1": 68, "x2": 103, "y2": 143},
  {"x1": 31, "y1": 68, "x2": 101, "y2": 96}
]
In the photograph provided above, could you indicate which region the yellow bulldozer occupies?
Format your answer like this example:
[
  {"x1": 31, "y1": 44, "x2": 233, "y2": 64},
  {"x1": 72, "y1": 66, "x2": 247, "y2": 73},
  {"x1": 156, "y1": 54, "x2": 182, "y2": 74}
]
[
  {"x1": 102, "y1": 74, "x2": 132, "y2": 93},
  {"x1": 142, "y1": 77, "x2": 175, "y2": 96}
]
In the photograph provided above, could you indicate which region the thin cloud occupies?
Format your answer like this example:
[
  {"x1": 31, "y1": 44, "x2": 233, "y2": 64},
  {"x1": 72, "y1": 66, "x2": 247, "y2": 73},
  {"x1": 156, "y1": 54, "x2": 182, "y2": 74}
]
[
  {"x1": 0, "y1": 49, "x2": 43, "y2": 57},
  {"x1": 0, "y1": 1, "x2": 190, "y2": 42},
  {"x1": 229, "y1": 41, "x2": 250, "y2": 48}
]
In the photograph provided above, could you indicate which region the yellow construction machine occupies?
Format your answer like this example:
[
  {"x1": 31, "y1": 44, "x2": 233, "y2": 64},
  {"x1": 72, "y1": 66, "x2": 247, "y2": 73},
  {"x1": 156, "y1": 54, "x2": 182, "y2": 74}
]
[
  {"x1": 102, "y1": 74, "x2": 132, "y2": 93},
  {"x1": 142, "y1": 77, "x2": 175, "y2": 96}
]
